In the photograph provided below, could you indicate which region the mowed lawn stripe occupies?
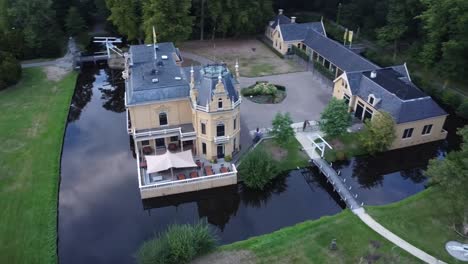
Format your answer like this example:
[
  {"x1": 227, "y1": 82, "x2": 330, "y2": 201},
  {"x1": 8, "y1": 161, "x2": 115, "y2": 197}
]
[{"x1": 0, "y1": 68, "x2": 77, "y2": 263}]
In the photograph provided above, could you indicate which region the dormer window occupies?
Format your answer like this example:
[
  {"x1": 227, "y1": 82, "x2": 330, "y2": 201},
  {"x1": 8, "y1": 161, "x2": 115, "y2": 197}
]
[
  {"x1": 368, "y1": 94, "x2": 376, "y2": 105},
  {"x1": 218, "y1": 98, "x2": 223, "y2": 109}
]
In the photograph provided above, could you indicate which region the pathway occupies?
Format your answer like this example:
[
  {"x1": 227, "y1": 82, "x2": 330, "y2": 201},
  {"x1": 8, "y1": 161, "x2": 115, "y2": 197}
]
[
  {"x1": 21, "y1": 38, "x2": 77, "y2": 69},
  {"x1": 353, "y1": 208, "x2": 447, "y2": 264},
  {"x1": 294, "y1": 129, "x2": 447, "y2": 264},
  {"x1": 180, "y1": 51, "x2": 215, "y2": 65}
]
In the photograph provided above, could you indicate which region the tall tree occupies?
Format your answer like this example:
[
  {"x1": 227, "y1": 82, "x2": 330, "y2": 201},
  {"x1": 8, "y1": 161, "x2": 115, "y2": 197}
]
[
  {"x1": 419, "y1": 0, "x2": 468, "y2": 82},
  {"x1": 376, "y1": 0, "x2": 408, "y2": 61},
  {"x1": 319, "y1": 98, "x2": 351, "y2": 137},
  {"x1": 359, "y1": 112, "x2": 396, "y2": 154},
  {"x1": 271, "y1": 112, "x2": 295, "y2": 147},
  {"x1": 8, "y1": 0, "x2": 63, "y2": 58},
  {"x1": 143, "y1": 0, "x2": 193, "y2": 43},
  {"x1": 106, "y1": 0, "x2": 142, "y2": 42},
  {"x1": 65, "y1": 7, "x2": 86, "y2": 37},
  {"x1": 426, "y1": 126, "x2": 468, "y2": 235}
]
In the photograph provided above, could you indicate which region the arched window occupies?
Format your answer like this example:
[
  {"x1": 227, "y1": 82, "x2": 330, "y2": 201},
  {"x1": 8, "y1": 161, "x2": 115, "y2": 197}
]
[
  {"x1": 159, "y1": 112, "x2": 168, "y2": 126},
  {"x1": 218, "y1": 98, "x2": 223, "y2": 109}
]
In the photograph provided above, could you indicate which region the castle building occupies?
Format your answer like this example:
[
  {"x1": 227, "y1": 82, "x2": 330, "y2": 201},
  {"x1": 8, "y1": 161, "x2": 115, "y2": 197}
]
[{"x1": 124, "y1": 42, "x2": 241, "y2": 198}]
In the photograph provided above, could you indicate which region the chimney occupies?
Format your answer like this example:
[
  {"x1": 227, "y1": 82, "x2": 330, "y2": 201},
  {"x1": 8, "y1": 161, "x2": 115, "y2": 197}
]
[
  {"x1": 278, "y1": 9, "x2": 283, "y2": 15},
  {"x1": 370, "y1": 70, "x2": 377, "y2": 79},
  {"x1": 291, "y1": 17, "x2": 296, "y2": 23}
]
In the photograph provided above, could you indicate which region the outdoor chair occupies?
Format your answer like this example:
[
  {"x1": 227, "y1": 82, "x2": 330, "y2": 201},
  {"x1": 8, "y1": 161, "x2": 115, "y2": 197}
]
[{"x1": 177, "y1": 174, "x2": 186, "y2": 180}]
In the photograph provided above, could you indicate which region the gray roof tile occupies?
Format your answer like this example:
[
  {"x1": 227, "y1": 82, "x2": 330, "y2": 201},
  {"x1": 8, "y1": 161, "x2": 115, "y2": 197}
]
[{"x1": 304, "y1": 30, "x2": 379, "y2": 72}]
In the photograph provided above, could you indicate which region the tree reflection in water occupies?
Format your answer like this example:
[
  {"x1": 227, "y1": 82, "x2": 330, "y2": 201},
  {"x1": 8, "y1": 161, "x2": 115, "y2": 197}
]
[
  {"x1": 334, "y1": 141, "x2": 443, "y2": 189},
  {"x1": 98, "y1": 68, "x2": 125, "y2": 113},
  {"x1": 68, "y1": 66, "x2": 99, "y2": 122},
  {"x1": 240, "y1": 174, "x2": 288, "y2": 208}
]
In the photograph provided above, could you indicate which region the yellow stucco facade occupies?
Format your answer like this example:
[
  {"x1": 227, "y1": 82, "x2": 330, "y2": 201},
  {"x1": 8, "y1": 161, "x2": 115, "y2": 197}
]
[
  {"x1": 128, "y1": 70, "x2": 241, "y2": 161},
  {"x1": 332, "y1": 75, "x2": 447, "y2": 150}
]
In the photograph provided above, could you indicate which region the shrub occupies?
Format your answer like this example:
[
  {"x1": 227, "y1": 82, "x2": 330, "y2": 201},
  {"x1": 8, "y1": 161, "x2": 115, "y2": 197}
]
[
  {"x1": 136, "y1": 221, "x2": 216, "y2": 264},
  {"x1": 241, "y1": 82, "x2": 278, "y2": 97},
  {"x1": 239, "y1": 147, "x2": 278, "y2": 190},
  {"x1": 313, "y1": 61, "x2": 336, "y2": 80},
  {"x1": 457, "y1": 100, "x2": 468, "y2": 119},
  {"x1": 359, "y1": 112, "x2": 396, "y2": 154},
  {"x1": 292, "y1": 45, "x2": 310, "y2": 61},
  {"x1": 224, "y1": 155, "x2": 232, "y2": 162},
  {"x1": 0, "y1": 51, "x2": 22, "y2": 90},
  {"x1": 441, "y1": 89, "x2": 463, "y2": 109}
]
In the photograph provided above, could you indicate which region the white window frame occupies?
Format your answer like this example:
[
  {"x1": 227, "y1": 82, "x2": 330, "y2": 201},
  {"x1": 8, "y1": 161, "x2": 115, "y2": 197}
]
[
  {"x1": 158, "y1": 111, "x2": 169, "y2": 126},
  {"x1": 422, "y1": 124, "x2": 433, "y2": 136}
]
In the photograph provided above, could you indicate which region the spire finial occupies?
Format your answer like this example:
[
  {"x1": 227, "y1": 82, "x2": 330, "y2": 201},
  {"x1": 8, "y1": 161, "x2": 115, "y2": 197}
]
[{"x1": 218, "y1": 72, "x2": 222, "y2": 83}]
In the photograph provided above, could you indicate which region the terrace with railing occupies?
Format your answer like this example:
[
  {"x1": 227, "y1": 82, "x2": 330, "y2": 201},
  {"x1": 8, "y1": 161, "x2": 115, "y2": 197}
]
[{"x1": 136, "y1": 149, "x2": 237, "y2": 199}]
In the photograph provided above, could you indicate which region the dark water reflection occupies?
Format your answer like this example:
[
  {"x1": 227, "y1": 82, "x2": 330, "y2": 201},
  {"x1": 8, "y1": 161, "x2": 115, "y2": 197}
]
[
  {"x1": 58, "y1": 66, "x2": 343, "y2": 264},
  {"x1": 58, "y1": 65, "x2": 466, "y2": 263}
]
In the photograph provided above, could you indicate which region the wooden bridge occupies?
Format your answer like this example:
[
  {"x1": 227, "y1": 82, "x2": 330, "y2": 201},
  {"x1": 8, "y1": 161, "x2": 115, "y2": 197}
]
[{"x1": 311, "y1": 158, "x2": 361, "y2": 210}]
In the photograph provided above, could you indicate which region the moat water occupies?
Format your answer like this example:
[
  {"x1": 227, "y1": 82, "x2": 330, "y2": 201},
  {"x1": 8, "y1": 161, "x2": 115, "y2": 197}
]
[{"x1": 58, "y1": 66, "x2": 466, "y2": 263}]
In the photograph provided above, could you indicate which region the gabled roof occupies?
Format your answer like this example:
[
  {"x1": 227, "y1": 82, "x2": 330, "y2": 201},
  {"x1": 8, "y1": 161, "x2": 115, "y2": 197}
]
[
  {"x1": 303, "y1": 30, "x2": 379, "y2": 72},
  {"x1": 280, "y1": 22, "x2": 326, "y2": 41},
  {"x1": 343, "y1": 66, "x2": 447, "y2": 123},
  {"x1": 270, "y1": 14, "x2": 291, "y2": 28}
]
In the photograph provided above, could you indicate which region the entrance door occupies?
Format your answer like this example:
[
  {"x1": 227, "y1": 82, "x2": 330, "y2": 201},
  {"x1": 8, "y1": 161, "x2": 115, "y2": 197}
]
[
  {"x1": 217, "y1": 145, "x2": 224, "y2": 159},
  {"x1": 354, "y1": 104, "x2": 364, "y2": 120},
  {"x1": 155, "y1": 138, "x2": 165, "y2": 149}
]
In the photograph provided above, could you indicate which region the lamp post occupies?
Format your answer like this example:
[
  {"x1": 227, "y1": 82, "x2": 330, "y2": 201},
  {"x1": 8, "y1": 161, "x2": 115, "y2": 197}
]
[{"x1": 336, "y1": 3, "x2": 342, "y2": 25}]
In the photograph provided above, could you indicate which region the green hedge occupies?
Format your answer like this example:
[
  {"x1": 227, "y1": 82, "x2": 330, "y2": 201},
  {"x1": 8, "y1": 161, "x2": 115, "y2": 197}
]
[
  {"x1": 292, "y1": 45, "x2": 310, "y2": 61},
  {"x1": 313, "y1": 61, "x2": 335, "y2": 80},
  {"x1": 257, "y1": 36, "x2": 284, "y2": 59}
]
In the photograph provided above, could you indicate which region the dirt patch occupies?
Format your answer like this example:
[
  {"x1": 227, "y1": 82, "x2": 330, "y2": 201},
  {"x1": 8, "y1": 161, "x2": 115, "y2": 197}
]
[
  {"x1": 43, "y1": 66, "x2": 70, "y2": 82},
  {"x1": 265, "y1": 142, "x2": 288, "y2": 161},
  {"x1": 181, "y1": 39, "x2": 304, "y2": 77},
  {"x1": 191, "y1": 250, "x2": 256, "y2": 264}
]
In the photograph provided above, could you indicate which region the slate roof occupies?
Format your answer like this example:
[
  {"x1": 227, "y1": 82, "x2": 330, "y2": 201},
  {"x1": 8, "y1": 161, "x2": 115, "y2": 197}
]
[
  {"x1": 125, "y1": 43, "x2": 238, "y2": 106},
  {"x1": 345, "y1": 66, "x2": 447, "y2": 124},
  {"x1": 270, "y1": 14, "x2": 291, "y2": 28},
  {"x1": 303, "y1": 30, "x2": 379, "y2": 72},
  {"x1": 182, "y1": 64, "x2": 239, "y2": 106},
  {"x1": 280, "y1": 22, "x2": 326, "y2": 40},
  {"x1": 126, "y1": 43, "x2": 189, "y2": 105}
]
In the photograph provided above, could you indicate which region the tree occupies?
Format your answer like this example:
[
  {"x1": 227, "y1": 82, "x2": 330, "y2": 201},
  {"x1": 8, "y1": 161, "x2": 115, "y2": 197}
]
[
  {"x1": 359, "y1": 112, "x2": 396, "y2": 154},
  {"x1": 376, "y1": 0, "x2": 408, "y2": 61},
  {"x1": 271, "y1": 112, "x2": 294, "y2": 147},
  {"x1": 425, "y1": 126, "x2": 468, "y2": 235},
  {"x1": 419, "y1": 0, "x2": 468, "y2": 82},
  {"x1": 0, "y1": 51, "x2": 21, "y2": 90},
  {"x1": 65, "y1": 7, "x2": 86, "y2": 36},
  {"x1": 319, "y1": 98, "x2": 351, "y2": 137},
  {"x1": 239, "y1": 147, "x2": 278, "y2": 190},
  {"x1": 106, "y1": 0, "x2": 142, "y2": 42},
  {"x1": 8, "y1": 0, "x2": 63, "y2": 58},
  {"x1": 142, "y1": 0, "x2": 193, "y2": 43}
]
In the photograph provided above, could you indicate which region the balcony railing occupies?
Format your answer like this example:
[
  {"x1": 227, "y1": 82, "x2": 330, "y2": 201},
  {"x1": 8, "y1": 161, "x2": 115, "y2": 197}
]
[
  {"x1": 214, "y1": 135, "x2": 230, "y2": 143},
  {"x1": 133, "y1": 127, "x2": 181, "y2": 139},
  {"x1": 193, "y1": 97, "x2": 241, "y2": 113},
  {"x1": 140, "y1": 164, "x2": 237, "y2": 190}
]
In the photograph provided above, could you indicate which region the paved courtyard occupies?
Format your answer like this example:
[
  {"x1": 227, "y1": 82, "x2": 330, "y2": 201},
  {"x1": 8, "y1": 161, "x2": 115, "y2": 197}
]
[{"x1": 239, "y1": 71, "x2": 332, "y2": 132}]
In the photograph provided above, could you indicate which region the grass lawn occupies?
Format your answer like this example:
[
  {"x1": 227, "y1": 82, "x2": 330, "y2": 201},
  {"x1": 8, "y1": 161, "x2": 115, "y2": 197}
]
[
  {"x1": 180, "y1": 39, "x2": 303, "y2": 77},
  {"x1": 260, "y1": 138, "x2": 309, "y2": 172},
  {"x1": 318, "y1": 132, "x2": 367, "y2": 162},
  {"x1": 222, "y1": 210, "x2": 419, "y2": 264},
  {"x1": 0, "y1": 68, "x2": 77, "y2": 263},
  {"x1": 367, "y1": 188, "x2": 468, "y2": 263}
]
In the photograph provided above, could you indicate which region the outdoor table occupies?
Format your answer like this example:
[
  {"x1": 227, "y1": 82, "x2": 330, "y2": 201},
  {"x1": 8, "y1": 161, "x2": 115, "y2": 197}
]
[
  {"x1": 177, "y1": 174, "x2": 186, "y2": 180},
  {"x1": 204, "y1": 166, "x2": 214, "y2": 175},
  {"x1": 220, "y1": 167, "x2": 228, "y2": 173}
]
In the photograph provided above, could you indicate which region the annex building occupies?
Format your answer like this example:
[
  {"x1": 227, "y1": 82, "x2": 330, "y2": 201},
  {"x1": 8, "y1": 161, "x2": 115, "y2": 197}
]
[{"x1": 266, "y1": 9, "x2": 448, "y2": 149}]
